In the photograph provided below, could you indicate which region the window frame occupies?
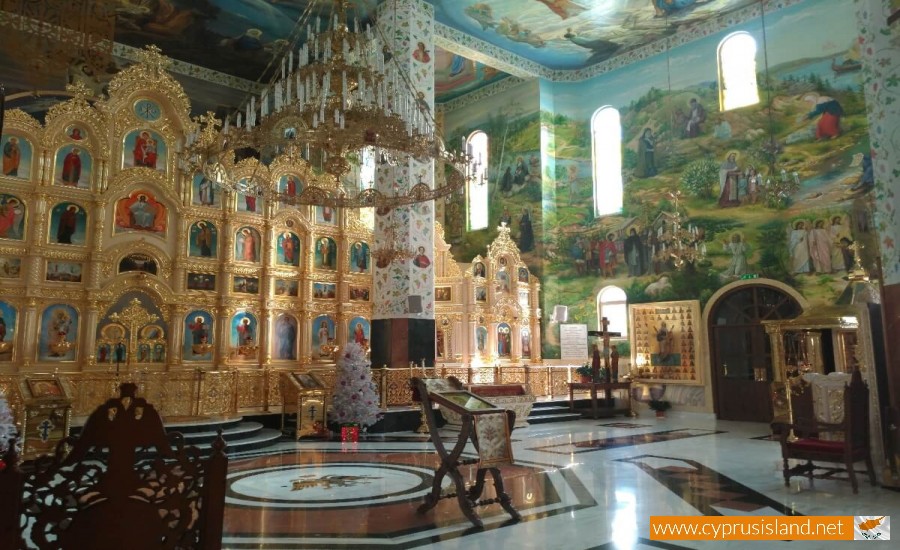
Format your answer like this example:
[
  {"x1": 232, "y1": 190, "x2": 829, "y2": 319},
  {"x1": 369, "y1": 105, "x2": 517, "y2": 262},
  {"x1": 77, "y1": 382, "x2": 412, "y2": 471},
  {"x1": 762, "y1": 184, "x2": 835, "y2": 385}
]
[{"x1": 590, "y1": 106, "x2": 623, "y2": 218}]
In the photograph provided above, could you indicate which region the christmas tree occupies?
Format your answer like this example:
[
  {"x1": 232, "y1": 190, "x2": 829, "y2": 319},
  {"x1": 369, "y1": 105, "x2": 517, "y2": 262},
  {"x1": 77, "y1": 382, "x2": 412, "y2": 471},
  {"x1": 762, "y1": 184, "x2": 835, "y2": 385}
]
[
  {"x1": 0, "y1": 391, "x2": 15, "y2": 460},
  {"x1": 331, "y1": 342, "x2": 381, "y2": 428}
]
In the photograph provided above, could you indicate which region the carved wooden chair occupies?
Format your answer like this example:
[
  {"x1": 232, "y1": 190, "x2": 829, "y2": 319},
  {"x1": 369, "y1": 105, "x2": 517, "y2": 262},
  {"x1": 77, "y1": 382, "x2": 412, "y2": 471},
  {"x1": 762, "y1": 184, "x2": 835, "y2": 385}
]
[
  {"x1": 777, "y1": 369, "x2": 875, "y2": 494},
  {"x1": 0, "y1": 383, "x2": 227, "y2": 549}
]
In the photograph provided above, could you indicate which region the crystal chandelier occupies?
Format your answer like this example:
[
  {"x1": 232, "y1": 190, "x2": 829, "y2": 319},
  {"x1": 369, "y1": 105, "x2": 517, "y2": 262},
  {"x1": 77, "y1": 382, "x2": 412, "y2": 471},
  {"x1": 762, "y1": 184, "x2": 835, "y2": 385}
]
[
  {"x1": 656, "y1": 191, "x2": 706, "y2": 269},
  {"x1": 181, "y1": 0, "x2": 469, "y2": 209},
  {"x1": 370, "y1": 218, "x2": 417, "y2": 267}
]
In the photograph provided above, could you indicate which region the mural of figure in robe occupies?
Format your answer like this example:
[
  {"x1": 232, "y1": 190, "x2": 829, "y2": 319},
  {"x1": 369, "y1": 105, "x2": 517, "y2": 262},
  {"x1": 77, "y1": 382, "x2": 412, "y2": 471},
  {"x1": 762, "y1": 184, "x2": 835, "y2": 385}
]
[
  {"x1": 808, "y1": 219, "x2": 832, "y2": 274},
  {"x1": 115, "y1": 191, "x2": 167, "y2": 235},
  {"x1": 789, "y1": 220, "x2": 811, "y2": 274},
  {"x1": 274, "y1": 314, "x2": 297, "y2": 360},
  {"x1": 497, "y1": 324, "x2": 511, "y2": 356},
  {"x1": 0, "y1": 194, "x2": 26, "y2": 240},
  {"x1": 721, "y1": 233, "x2": 749, "y2": 278},
  {"x1": 717, "y1": 151, "x2": 741, "y2": 207},
  {"x1": 803, "y1": 93, "x2": 843, "y2": 140},
  {"x1": 635, "y1": 127, "x2": 657, "y2": 177},
  {"x1": 623, "y1": 228, "x2": 646, "y2": 277}
]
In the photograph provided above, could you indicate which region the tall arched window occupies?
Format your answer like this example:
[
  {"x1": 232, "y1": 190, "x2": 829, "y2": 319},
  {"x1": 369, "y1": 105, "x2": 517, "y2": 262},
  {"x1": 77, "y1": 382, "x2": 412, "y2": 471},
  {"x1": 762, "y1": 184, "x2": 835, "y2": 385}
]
[
  {"x1": 717, "y1": 32, "x2": 760, "y2": 111},
  {"x1": 596, "y1": 285, "x2": 628, "y2": 337},
  {"x1": 358, "y1": 146, "x2": 376, "y2": 229},
  {"x1": 591, "y1": 107, "x2": 623, "y2": 218},
  {"x1": 466, "y1": 130, "x2": 489, "y2": 231}
]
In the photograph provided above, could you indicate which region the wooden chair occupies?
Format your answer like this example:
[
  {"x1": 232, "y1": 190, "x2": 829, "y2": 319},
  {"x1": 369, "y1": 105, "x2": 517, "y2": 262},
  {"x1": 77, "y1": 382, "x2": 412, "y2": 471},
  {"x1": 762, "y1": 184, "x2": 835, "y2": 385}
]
[
  {"x1": 0, "y1": 383, "x2": 227, "y2": 549},
  {"x1": 777, "y1": 369, "x2": 875, "y2": 493}
]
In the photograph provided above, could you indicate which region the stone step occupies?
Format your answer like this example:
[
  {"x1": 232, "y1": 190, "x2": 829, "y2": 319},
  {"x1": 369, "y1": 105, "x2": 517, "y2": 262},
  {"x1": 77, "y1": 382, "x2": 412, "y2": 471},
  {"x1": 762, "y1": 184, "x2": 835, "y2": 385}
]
[
  {"x1": 526, "y1": 412, "x2": 584, "y2": 424},
  {"x1": 176, "y1": 421, "x2": 266, "y2": 446}
]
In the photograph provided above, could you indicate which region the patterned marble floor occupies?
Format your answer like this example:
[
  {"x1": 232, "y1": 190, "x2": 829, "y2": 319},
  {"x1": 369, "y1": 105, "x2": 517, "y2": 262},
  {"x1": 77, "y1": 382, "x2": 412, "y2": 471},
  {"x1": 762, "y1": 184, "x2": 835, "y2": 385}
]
[{"x1": 222, "y1": 413, "x2": 900, "y2": 549}]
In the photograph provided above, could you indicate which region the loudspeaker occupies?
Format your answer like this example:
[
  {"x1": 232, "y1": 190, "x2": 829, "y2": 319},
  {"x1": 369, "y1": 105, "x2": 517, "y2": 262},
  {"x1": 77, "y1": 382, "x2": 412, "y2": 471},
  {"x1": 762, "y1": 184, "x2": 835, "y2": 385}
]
[
  {"x1": 408, "y1": 295, "x2": 423, "y2": 314},
  {"x1": 552, "y1": 305, "x2": 568, "y2": 323}
]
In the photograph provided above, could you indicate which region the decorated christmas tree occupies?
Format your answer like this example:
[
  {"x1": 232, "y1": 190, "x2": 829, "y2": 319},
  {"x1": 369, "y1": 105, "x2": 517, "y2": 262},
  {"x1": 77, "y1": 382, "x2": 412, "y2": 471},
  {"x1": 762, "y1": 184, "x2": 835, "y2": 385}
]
[
  {"x1": 331, "y1": 342, "x2": 381, "y2": 429},
  {"x1": 0, "y1": 391, "x2": 15, "y2": 463}
]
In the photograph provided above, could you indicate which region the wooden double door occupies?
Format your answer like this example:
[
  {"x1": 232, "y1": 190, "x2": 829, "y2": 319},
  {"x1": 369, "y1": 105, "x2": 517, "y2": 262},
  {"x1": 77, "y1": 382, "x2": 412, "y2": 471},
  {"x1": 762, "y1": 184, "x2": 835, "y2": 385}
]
[{"x1": 708, "y1": 285, "x2": 801, "y2": 422}]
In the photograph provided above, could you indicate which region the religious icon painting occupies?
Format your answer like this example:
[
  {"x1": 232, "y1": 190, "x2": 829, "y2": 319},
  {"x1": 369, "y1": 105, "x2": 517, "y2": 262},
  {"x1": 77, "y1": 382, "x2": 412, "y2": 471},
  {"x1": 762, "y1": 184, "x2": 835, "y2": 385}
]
[
  {"x1": 231, "y1": 311, "x2": 258, "y2": 358},
  {"x1": 316, "y1": 205, "x2": 336, "y2": 225},
  {"x1": 435, "y1": 287, "x2": 452, "y2": 301},
  {"x1": 0, "y1": 300, "x2": 17, "y2": 362},
  {"x1": 133, "y1": 99, "x2": 162, "y2": 122},
  {"x1": 0, "y1": 256, "x2": 22, "y2": 279},
  {"x1": 518, "y1": 267, "x2": 529, "y2": 283},
  {"x1": 276, "y1": 231, "x2": 301, "y2": 266},
  {"x1": 272, "y1": 314, "x2": 298, "y2": 360},
  {"x1": 48, "y1": 202, "x2": 88, "y2": 246},
  {"x1": 234, "y1": 226, "x2": 261, "y2": 262},
  {"x1": 0, "y1": 193, "x2": 26, "y2": 241},
  {"x1": 38, "y1": 304, "x2": 78, "y2": 362},
  {"x1": 628, "y1": 301, "x2": 702, "y2": 385},
  {"x1": 314, "y1": 236, "x2": 337, "y2": 269},
  {"x1": 279, "y1": 174, "x2": 303, "y2": 198},
  {"x1": 122, "y1": 128, "x2": 167, "y2": 174},
  {"x1": 114, "y1": 190, "x2": 167, "y2": 235},
  {"x1": 518, "y1": 290, "x2": 529, "y2": 307},
  {"x1": 1, "y1": 135, "x2": 33, "y2": 180},
  {"x1": 186, "y1": 272, "x2": 216, "y2": 291},
  {"x1": 497, "y1": 271, "x2": 510, "y2": 293},
  {"x1": 118, "y1": 253, "x2": 157, "y2": 275},
  {"x1": 273, "y1": 278, "x2": 299, "y2": 297},
  {"x1": 66, "y1": 125, "x2": 86, "y2": 141},
  {"x1": 232, "y1": 276, "x2": 259, "y2": 294},
  {"x1": 236, "y1": 178, "x2": 263, "y2": 214},
  {"x1": 473, "y1": 262, "x2": 486, "y2": 278},
  {"x1": 521, "y1": 327, "x2": 532, "y2": 359},
  {"x1": 45, "y1": 261, "x2": 83, "y2": 283},
  {"x1": 350, "y1": 241, "x2": 370, "y2": 273},
  {"x1": 348, "y1": 285, "x2": 370, "y2": 301},
  {"x1": 188, "y1": 220, "x2": 218, "y2": 258},
  {"x1": 54, "y1": 145, "x2": 93, "y2": 188},
  {"x1": 497, "y1": 323, "x2": 512, "y2": 357},
  {"x1": 348, "y1": 316, "x2": 370, "y2": 347},
  {"x1": 312, "y1": 282, "x2": 336, "y2": 299},
  {"x1": 475, "y1": 326, "x2": 488, "y2": 354},
  {"x1": 192, "y1": 173, "x2": 222, "y2": 208},
  {"x1": 184, "y1": 310, "x2": 214, "y2": 361},
  {"x1": 475, "y1": 286, "x2": 487, "y2": 302},
  {"x1": 312, "y1": 315, "x2": 335, "y2": 359}
]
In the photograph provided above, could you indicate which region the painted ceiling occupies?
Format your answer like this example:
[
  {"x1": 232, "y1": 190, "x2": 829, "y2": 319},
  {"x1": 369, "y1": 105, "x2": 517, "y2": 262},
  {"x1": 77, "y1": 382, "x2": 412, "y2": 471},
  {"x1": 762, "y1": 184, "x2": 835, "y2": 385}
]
[{"x1": 1, "y1": 0, "x2": 761, "y2": 115}]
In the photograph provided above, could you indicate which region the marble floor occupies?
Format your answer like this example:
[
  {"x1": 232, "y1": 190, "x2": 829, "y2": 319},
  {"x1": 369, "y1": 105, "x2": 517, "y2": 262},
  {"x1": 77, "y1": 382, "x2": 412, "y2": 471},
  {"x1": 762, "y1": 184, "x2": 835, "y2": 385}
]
[{"x1": 222, "y1": 412, "x2": 900, "y2": 549}]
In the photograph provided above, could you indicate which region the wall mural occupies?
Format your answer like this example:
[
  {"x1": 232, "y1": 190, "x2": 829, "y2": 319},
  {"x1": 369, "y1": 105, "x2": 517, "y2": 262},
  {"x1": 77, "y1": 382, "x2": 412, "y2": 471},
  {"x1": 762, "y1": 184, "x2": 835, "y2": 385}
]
[
  {"x1": 114, "y1": 190, "x2": 168, "y2": 235},
  {"x1": 49, "y1": 202, "x2": 88, "y2": 245},
  {"x1": 434, "y1": 46, "x2": 509, "y2": 103},
  {"x1": 38, "y1": 304, "x2": 78, "y2": 361}
]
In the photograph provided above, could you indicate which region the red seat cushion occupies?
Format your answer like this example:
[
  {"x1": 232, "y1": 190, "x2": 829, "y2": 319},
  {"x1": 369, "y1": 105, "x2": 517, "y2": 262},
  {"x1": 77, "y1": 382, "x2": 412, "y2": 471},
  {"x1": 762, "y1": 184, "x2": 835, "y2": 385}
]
[
  {"x1": 467, "y1": 384, "x2": 526, "y2": 397},
  {"x1": 787, "y1": 438, "x2": 845, "y2": 453}
]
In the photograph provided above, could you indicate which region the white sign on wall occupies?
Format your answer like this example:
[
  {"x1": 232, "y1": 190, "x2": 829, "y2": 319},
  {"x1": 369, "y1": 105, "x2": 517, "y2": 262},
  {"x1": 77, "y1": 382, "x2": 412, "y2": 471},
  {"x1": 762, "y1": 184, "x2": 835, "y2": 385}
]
[{"x1": 560, "y1": 323, "x2": 589, "y2": 360}]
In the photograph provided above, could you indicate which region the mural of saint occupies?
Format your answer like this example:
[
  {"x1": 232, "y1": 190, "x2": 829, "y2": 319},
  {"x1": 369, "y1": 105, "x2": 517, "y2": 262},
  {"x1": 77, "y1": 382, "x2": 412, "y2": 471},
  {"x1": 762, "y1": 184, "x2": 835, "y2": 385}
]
[
  {"x1": 0, "y1": 301, "x2": 17, "y2": 361},
  {"x1": 38, "y1": 304, "x2": 78, "y2": 361},
  {"x1": 189, "y1": 220, "x2": 218, "y2": 258},
  {"x1": 2, "y1": 135, "x2": 31, "y2": 179},
  {"x1": 123, "y1": 129, "x2": 167, "y2": 172},
  {"x1": 115, "y1": 191, "x2": 167, "y2": 235},
  {"x1": 232, "y1": 312, "x2": 257, "y2": 350},
  {"x1": 274, "y1": 314, "x2": 298, "y2": 360},
  {"x1": 412, "y1": 41, "x2": 430, "y2": 63},
  {"x1": 55, "y1": 145, "x2": 92, "y2": 188},
  {"x1": 192, "y1": 174, "x2": 220, "y2": 207},
  {"x1": 350, "y1": 242, "x2": 370, "y2": 273},
  {"x1": 279, "y1": 174, "x2": 302, "y2": 197},
  {"x1": 67, "y1": 126, "x2": 85, "y2": 141},
  {"x1": 49, "y1": 202, "x2": 87, "y2": 245},
  {"x1": 235, "y1": 227, "x2": 260, "y2": 262},
  {"x1": 315, "y1": 237, "x2": 336, "y2": 269},
  {"x1": 789, "y1": 220, "x2": 811, "y2": 274},
  {"x1": 312, "y1": 315, "x2": 335, "y2": 358},
  {"x1": 0, "y1": 194, "x2": 26, "y2": 240},
  {"x1": 277, "y1": 232, "x2": 300, "y2": 266},
  {"x1": 184, "y1": 310, "x2": 214, "y2": 361},
  {"x1": 413, "y1": 246, "x2": 431, "y2": 268},
  {"x1": 717, "y1": 151, "x2": 741, "y2": 207},
  {"x1": 348, "y1": 317, "x2": 370, "y2": 347}
]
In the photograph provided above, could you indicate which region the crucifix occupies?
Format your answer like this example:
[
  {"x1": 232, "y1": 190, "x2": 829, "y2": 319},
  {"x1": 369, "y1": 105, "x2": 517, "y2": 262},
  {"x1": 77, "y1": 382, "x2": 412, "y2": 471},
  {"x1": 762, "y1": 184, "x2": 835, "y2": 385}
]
[
  {"x1": 108, "y1": 298, "x2": 159, "y2": 373},
  {"x1": 588, "y1": 317, "x2": 621, "y2": 382}
]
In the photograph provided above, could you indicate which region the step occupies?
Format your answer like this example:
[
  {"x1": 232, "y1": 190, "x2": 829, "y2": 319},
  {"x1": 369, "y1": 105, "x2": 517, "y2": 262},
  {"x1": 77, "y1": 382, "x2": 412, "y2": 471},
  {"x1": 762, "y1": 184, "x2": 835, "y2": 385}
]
[
  {"x1": 192, "y1": 428, "x2": 283, "y2": 455},
  {"x1": 175, "y1": 421, "x2": 265, "y2": 446},
  {"x1": 163, "y1": 416, "x2": 244, "y2": 434},
  {"x1": 528, "y1": 405, "x2": 576, "y2": 417},
  {"x1": 527, "y1": 412, "x2": 584, "y2": 424}
]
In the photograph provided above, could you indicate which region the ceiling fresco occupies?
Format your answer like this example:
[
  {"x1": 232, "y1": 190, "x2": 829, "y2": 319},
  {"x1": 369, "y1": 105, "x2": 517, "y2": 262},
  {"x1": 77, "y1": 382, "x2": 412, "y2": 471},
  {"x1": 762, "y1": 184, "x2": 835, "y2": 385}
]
[
  {"x1": 434, "y1": 47, "x2": 510, "y2": 103},
  {"x1": 431, "y1": 0, "x2": 760, "y2": 70}
]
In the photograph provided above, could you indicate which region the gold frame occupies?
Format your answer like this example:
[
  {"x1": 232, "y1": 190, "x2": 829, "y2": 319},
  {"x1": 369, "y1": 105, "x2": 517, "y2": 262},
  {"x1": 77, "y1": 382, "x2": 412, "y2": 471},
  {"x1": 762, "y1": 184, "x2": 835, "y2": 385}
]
[{"x1": 629, "y1": 300, "x2": 703, "y2": 385}]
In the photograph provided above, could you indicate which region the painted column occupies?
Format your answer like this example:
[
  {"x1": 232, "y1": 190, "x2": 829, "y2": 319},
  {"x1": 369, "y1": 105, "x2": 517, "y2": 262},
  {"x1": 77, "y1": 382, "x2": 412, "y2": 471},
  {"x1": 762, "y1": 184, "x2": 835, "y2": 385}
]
[
  {"x1": 857, "y1": 0, "x2": 900, "y2": 407},
  {"x1": 371, "y1": 0, "x2": 437, "y2": 368}
]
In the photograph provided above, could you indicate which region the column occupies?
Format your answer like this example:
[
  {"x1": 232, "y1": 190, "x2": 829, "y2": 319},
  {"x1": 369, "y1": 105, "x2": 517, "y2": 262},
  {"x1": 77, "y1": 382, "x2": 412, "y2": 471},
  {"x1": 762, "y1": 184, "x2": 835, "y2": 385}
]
[
  {"x1": 370, "y1": 0, "x2": 437, "y2": 368},
  {"x1": 170, "y1": 304, "x2": 186, "y2": 369},
  {"x1": 83, "y1": 301, "x2": 101, "y2": 369}
]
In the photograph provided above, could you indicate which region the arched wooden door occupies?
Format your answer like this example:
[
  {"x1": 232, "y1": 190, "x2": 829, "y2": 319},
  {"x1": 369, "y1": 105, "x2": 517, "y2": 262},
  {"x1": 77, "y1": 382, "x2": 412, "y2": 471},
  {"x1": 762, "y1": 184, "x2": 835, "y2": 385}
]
[{"x1": 709, "y1": 284, "x2": 802, "y2": 422}]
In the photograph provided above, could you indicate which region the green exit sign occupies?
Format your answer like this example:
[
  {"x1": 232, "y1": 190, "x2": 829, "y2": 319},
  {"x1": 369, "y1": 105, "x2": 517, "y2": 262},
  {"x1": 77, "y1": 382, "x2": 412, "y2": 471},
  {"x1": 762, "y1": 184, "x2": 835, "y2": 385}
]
[{"x1": 740, "y1": 273, "x2": 759, "y2": 280}]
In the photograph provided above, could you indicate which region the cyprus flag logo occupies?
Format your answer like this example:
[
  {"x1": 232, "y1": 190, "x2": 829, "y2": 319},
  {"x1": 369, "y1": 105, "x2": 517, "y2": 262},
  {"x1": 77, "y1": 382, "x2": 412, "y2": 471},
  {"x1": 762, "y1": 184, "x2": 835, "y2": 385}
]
[{"x1": 854, "y1": 516, "x2": 889, "y2": 540}]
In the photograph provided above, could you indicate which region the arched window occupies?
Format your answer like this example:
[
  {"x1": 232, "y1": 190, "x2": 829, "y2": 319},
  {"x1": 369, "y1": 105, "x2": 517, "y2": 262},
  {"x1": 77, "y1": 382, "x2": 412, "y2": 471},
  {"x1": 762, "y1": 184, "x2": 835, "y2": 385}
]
[
  {"x1": 717, "y1": 32, "x2": 760, "y2": 111},
  {"x1": 596, "y1": 285, "x2": 628, "y2": 337},
  {"x1": 358, "y1": 146, "x2": 376, "y2": 229},
  {"x1": 591, "y1": 107, "x2": 623, "y2": 218},
  {"x1": 466, "y1": 130, "x2": 489, "y2": 231}
]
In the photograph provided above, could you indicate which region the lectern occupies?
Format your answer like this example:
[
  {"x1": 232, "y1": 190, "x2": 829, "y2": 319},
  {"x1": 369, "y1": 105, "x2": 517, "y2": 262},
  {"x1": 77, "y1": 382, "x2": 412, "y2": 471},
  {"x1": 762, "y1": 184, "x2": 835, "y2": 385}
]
[{"x1": 411, "y1": 377, "x2": 521, "y2": 528}]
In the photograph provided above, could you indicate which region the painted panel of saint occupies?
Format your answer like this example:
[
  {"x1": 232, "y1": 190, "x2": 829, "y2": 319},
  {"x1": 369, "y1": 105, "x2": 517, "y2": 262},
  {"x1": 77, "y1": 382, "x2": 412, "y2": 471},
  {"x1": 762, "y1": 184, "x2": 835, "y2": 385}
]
[
  {"x1": 314, "y1": 236, "x2": 337, "y2": 269},
  {"x1": 236, "y1": 178, "x2": 263, "y2": 214},
  {"x1": 1, "y1": 135, "x2": 32, "y2": 180},
  {"x1": 279, "y1": 174, "x2": 303, "y2": 198},
  {"x1": 272, "y1": 314, "x2": 298, "y2": 360},
  {"x1": 316, "y1": 205, "x2": 336, "y2": 224},
  {"x1": 122, "y1": 129, "x2": 167, "y2": 173},
  {"x1": 312, "y1": 315, "x2": 335, "y2": 359},
  {"x1": 114, "y1": 191, "x2": 167, "y2": 235},
  {"x1": 234, "y1": 226, "x2": 261, "y2": 262},
  {"x1": 0, "y1": 300, "x2": 17, "y2": 362},
  {"x1": 231, "y1": 311, "x2": 258, "y2": 356},
  {"x1": 48, "y1": 202, "x2": 88, "y2": 245},
  {"x1": 189, "y1": 220, "x2": 218, "y2": 258},
  {"x1": 0, "y1": 193, "x2": 26, "y2": 241},
  {"x1": 54, "y1": 145, "x2": 92, "y2": 188},
  {"x1": 192, "y1": 173, "x2": 221, "y2": 208},
  {"x1": 521, "y1": 327, "x2": 532, "y2": 359},
  {"x1": 184, "y1": 310, "x2": 214, "y2": 361},
  {"x1": 276, "y1": 231, "x2": 300, "y2": 266},
  {"x1": 497, "y1": 323, "x2": 512, "y2": 357},
  {"x1": 38, "y1": 304, "x2": 78, "y2": 361},
  {"x1": 348, "y1": 316, "x2": 370, "y2": 347},
  {"x1": 350, "y1": 241, "x2": 370, "y2": 273},
  {"x1": 66, "y1": 125, "x2": 86, "y2": 141}
]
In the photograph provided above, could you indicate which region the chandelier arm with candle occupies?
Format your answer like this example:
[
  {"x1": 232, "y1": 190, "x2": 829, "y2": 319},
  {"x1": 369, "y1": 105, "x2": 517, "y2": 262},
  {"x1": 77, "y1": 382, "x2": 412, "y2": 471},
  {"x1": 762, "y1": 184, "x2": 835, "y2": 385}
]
[
  {"x1": 180, "y1": 0, "x2": 471, "y2": 210},
  {"x1": 656, "y1": 190, "x2": 707, "y2": 269}
]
